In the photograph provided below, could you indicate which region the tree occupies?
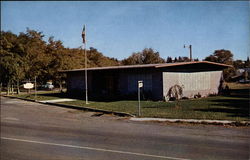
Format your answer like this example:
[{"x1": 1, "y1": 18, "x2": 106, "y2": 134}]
[
  {"x1": 166, "y1": 56, "x2": 172, "y2": 63},
  {"x1": 122, "y1": 48, "x2": 165, "y2": 65},
  {"x1": 15, "y1": 28, "x2": 48, "y2": 83},
  {"x1": 174, "y1": 57, "x2": 178, "y2": 62},
  {"x1": 205, "y1": 49, "x2": 233, "y2": 65},
  {"x1": 0, "y1": 31, "x2": 26, "y2": 94},
  {"x1": 179, "y1": 56, "x2": 183, "y2": 62},
  {"x1": 44, "y1": 37, "x2": 66, "y2": 86},
  {"x1": 180, "y1": 56, "x2": 190, "y2": 62},
  {"x1": 0, "y1": 29, "x2": 121, "y2": 91},
  {"x1": 88, "y1": 47, "x2": 119, "y2": 67},
  {"x1": 233, "y1": 60, "x2": 245, "y2": 69},
  {"x1": 205, "y1": 49, "x2": 234, "y2": 81},
  {"x1": 170, "y1": 56, "x2": 191, "y2": 63},
  {"x1": 166, "y1": 84, "x2": 183, "y2": 101},
  {"x1": 245, "y1": 57, "x2": 250, "y2": 68}
]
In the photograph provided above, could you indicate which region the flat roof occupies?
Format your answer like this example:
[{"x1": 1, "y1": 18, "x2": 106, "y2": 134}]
[{"x1": 60, "y1": 61, "x2": 232, "y2": 72}]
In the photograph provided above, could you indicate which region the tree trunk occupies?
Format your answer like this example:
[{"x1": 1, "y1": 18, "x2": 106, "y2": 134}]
[
  {"x1": 17, "y1": 80, "x2": 20, "y2": 94},
  {"x1": 0, "y1": 83, "x2": 2, "y2": 95},
  {"x1": 11, "y1": 84, "x2": 14, "y2": 95},
  {"x1": 59, "y1": 81, "x2": 62, "y2": 93},
  {"x1": 7, "y1": 82, "x2": 10, "y2": 95}
]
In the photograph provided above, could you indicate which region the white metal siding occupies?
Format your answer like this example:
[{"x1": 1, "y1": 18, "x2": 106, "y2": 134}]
[
  {"x1": 178, "y1": 72, "x2": 210, "y2": 91},
  {"x1": 163, "y1": 71, "x2": 222, "y2": 99}
]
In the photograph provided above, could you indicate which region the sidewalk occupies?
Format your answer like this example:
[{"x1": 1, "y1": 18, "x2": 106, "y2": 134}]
[
  {"x1": 39, "y1": 98, "x2": 76, "y2": 103},
  {"x1": 130, "y1": 117, "x2": 249, "y2": 126},
  {"x1": 2, "y1": 95, "x2": 134, "y2": 117},
  {"x1": 3, "y1": 95, "x2": 249, "y2": 126}
]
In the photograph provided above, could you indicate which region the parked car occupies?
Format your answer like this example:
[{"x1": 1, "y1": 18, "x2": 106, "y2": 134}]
[{"x1": 42, "y1": 82, "x2": 54, "y2": 90}]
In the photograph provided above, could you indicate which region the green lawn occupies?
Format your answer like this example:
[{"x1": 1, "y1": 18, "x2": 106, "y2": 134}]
[
  {"x1": 60, "y1": 96, "x2": 249, "y2": 121},
  {"x1": 12, "y1": 83, "x2": 249, "y2": 121},
  {"x1": 15, "y1": 91, "x2": 64, "y2": 101}
]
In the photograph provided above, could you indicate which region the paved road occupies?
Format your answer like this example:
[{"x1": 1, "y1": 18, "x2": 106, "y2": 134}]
[{"x1": 1, "y1": 97, "x2": 249, "y2": 160}]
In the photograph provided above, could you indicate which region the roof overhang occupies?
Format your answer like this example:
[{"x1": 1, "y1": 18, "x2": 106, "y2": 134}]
[
  {"x1": 60, "y1": 61, "x2": 232, "y2": 73},
  {"x1": 155, "y1": 61, "x2": 232, "y2": 68}
]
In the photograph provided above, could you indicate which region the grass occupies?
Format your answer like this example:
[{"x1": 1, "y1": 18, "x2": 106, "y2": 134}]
[
  {"x1": 226, "y1": 82, "x2": 250, "y2": 89},
  {"x1": 12, "y1": 83, "x2": 249, "y2": 121},
  {"x1": 61, "y1": 96, "x2": 249, "y2": 121},
  {"x1": 15, "y1": 91, "x2": 63, "y2": 101}
]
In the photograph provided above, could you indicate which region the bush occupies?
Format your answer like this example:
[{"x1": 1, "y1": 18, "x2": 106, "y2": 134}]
[{"x1": 166, "y1": 85, "x2": 183, "y2": 101}]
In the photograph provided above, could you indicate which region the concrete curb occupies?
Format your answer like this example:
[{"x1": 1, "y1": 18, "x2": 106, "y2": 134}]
[
  {"x1": 2, "y1": 95, "x2": 249, "y2": 126},
  {"x1": 39, "y1": 101, "x2": 135, "y2": 117},
  {"x1": 2, "y1": 95, "x2": 38, "y2": 102},
  {"x1": 130, "y1": 117, "x2": 250, "y2": 126},
  {"x1": 2, "y1": 95, "x2": 135, "y2": 117}
]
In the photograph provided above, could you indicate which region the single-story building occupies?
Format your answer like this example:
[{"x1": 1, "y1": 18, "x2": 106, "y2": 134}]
[{"x1": 61, "y1": 61, "x2": 231, "y2": 100}]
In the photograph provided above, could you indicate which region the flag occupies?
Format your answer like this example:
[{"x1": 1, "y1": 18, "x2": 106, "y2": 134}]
[{"x1": 82, "y1": 25, "x2": 86, "y2": 44}]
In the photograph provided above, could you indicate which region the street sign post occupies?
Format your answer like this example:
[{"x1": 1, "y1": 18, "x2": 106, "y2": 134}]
[{"x1": 138, "y1": 80, "x2": 143, "y2": 117}]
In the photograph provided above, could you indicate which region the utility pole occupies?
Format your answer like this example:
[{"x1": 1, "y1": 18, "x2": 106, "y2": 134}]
[
  {"x1": 82, "y1": 25, "x2": 88, "y2": 104},
  {"x1": 184, "y1": 44, "x2": 193, "y2": 61}
]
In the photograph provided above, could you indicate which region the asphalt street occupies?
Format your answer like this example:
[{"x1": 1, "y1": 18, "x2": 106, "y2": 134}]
[{"x1": 1, "y1": 97, "x2": 249, "y2": 160}]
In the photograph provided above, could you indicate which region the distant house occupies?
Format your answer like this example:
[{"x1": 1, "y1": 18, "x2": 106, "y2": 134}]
[
  {"x1": 61, "y1": 61, "x2": 231, "y2": 100},
  {"x1": 231, "y1": 68, "x2": 250, "y2": 83}
]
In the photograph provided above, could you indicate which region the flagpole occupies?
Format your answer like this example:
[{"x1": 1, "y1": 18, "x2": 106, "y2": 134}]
[{"x1": 82, "y1": 25, "x2": 88, "y2": 104}]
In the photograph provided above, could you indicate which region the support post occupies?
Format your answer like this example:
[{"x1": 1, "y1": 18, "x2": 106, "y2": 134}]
[
  {"x1": 84, "y1": 43, "x2": 88, "y2": 104},
  {"x1": 138, "y1": 81, "x2": 143, "y2": 117},
  {"x1": 82, "y1": 24, "x2": 88, "y2": 104},
  {"x1": 138, "y1": 86, "x2": 141, "y2": 117}
]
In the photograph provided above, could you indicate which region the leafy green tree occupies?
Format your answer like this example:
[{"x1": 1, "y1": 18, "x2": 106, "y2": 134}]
[
  {"x1": 233, "y1": 60, "x2": 245, "y2": 69},
  {"x1": 43, "y1": 37, "x2": 65, "y2": 86},
  {"x1": 88, "y1": 47, "x2": 119, "y2": 67},
  {"x1": 245, "y1": 57, "x2": 250, "y2": 68},
  {"x1": 0, "y1": 31, "x2": 26, "y2": 93},
  {"x1": 166, "y1": 56, "x2": 172, "y2": 63},
  {"x1": 122, "y1": 48, "x2": 165, "y2": 65},
  {"x1": 0, "y1": 29, "x2": 117, "y2": 91},
  {"x1": 14, "y1": 28, "x2": 48, "y2": 83},
  {"x1": 205, "y1": 49, "x2": 235, "y2": 81},
  {"x1": 176, "y1": 56, "x2": 190, "y2": 62},
  {"x1": 173, "y1": 57, "x2": 178, "y2": 62},
  {"x1": 205, "y1": 49, "x2": 233, "y2": 65}
]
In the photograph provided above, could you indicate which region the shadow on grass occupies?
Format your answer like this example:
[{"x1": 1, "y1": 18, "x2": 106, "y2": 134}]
[
  {"x1": 37, "y1": 92, "x2": 82, "y2": 99},
  {"x1": 194, "y1": 88, "x2": 249, "y2": 119},
  {"x1": 226, "y1": 89, "x2": 249, "y2": 98},
  {"x1": 36, "y1": 92, "x2": 134, "y2": 102},
  {"x1": 41, "y1": 92, "x2": 152, "y2": 102},
  {"x1": 37, "y1": 88, "x2": 249, "y2": 120}
]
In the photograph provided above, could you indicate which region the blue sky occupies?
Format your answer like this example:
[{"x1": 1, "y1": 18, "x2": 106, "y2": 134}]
[{"x1": 1, "y1": 1, "x2": 249, "y2": 60}]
